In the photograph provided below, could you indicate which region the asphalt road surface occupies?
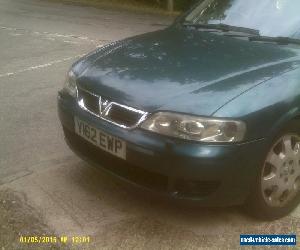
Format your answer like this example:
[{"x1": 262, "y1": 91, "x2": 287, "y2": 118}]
[{"x1": 0, "y1": 0, "x2": 299, "y2": 249}]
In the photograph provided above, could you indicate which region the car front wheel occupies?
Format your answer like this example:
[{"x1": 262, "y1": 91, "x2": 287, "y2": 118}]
[{"x1": 245, "y1": 121, "x2": 300, "y2": 220}]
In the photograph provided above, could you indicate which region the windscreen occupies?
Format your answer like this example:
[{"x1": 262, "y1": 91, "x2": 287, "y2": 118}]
[{"x1": 184, "y1": 0, "x2": 300, "y2": 38}]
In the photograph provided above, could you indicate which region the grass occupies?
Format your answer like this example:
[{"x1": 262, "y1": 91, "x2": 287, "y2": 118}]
[{"x1": 48, "y1": 0, "x2": 181, "y2": 15}]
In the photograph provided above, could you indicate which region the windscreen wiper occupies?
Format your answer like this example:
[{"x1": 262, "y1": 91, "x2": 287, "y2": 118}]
[
  {"x1": 183, "y1": 22, "x2": 260, "y2": 36},
  {"x1": 249, "y1": 36, "x2": 300, "y2": 45}
]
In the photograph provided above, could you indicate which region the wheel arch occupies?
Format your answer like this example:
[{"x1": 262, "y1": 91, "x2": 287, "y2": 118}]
[{"x1": 266, "y1": 107, "x2": 300, "y2": 143}]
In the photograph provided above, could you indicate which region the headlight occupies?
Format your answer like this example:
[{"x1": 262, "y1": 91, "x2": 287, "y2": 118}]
[
  {"x1": 140, "y1": 112, "x2": 246, "y2": 143},
  {"x1": 63, "y1": 70, "x2": 77, "y2": 97}
]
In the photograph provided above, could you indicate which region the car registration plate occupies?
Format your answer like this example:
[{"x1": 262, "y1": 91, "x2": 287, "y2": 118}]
[{"x1": 74, "y1": 117, "x2": 126, "y2": 160}]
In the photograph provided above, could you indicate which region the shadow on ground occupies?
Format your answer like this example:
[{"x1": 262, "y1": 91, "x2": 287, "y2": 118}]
[{"x1": 49, "y1": 159, "x2": 300, "y2": 249}]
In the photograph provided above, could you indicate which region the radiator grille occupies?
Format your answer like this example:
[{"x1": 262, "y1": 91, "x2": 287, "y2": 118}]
[{"x1": 77, "y1": 87, "x2": 147, "y2": 129}]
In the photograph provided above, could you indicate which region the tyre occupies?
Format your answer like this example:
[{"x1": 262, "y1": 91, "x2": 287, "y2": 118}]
[{"x1": 245, "y1": 121, "x2": 300, "y2": 220}]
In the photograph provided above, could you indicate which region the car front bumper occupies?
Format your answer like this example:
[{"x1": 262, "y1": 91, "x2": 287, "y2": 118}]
[{"x1": 58, "y1": 91, "x2": 267, "y2": 206}]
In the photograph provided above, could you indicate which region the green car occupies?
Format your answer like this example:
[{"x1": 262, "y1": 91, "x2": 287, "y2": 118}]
[{"x1": 58, "y1": 0, "x2": 300, "y2": 220}]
